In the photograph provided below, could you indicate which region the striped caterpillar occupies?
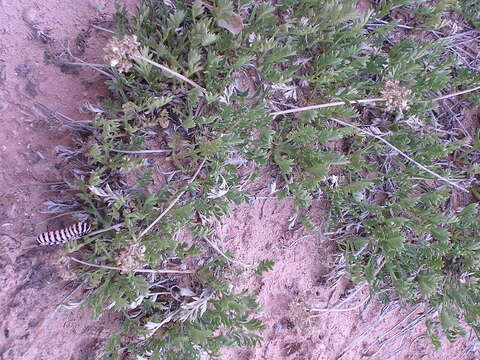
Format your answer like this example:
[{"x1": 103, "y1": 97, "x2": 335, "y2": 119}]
[{"x1": 36, "y1": 222, "x2": 92, "y2": 246}]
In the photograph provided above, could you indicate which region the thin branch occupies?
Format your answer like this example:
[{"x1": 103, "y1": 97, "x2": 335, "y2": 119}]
[
  {"x1": 335, "y1": 302, "x2": 399, "y2": 360},
  {"x1": 432, "y1": 86, "x2": 480, "y2": 102},
  {"x1": 362, "y1": 303, "x2": 424, "y2": 354},
  {"x1": 111, "y1": 149, "x2": 172, "y2": 154},
  {"x1": 311, "y1": 296, "x2": 370, "y2": 314},
  {"x1": 69, "y1": 256, "x2": 194, "y2": 274},
  {"x1": 55, "y1": 279, "x2": 87, "y2": 312},
  {"x1": 15, "y1": 181, "x2": 67, "y2": 187},
  {"x1": 311, "y1": 281, "x2": 369, "y2": 314},
  {"x1": 138, "y1": 158, "x2": 207, "y2": 239},
  {"x1": 329, "y1": 117, "x2": 469, "y2": 193},
  {"x1": 134, "y1": 54, "x2": 205, "y2": 91},
  {"x1": 380, "y1": 333, "x2": 408, "y2": 360},
  {"x1": 88, "y1": 223, "x2": 124, "y2": 237},
  {"x1": 68, "y1": 62, "x2": 114, "y2": 79},
  {"x1": 28, "y1": 97, "x2": 81, "y2": 123},
  {"x1": 279, "y1": 234, "x2": 315, "y2": 249},
  {"x1": 90, "y1": 24, "x2": 115, "y2": 34},
  {"x1": 203, "y1": 237, "x2": 252, "y2": 269},
  {"x1": 407, "y1": 334, "x2": 428, "y2": 354},
  {"x1": 369, "y1": 310, "x2": 432, "y2": 359},
  {"x1": 271, "y1": 85, "x2": 480, "y2": 117},
  {"x1": 61, "y1": 39, "x2": 115, "y2": 79},
  {"x1": 332, "y1": 281, "x2": 368, "y2": 308},
  {"x1": 271, "y1": 98, "x2": 385, "y2": 116}
]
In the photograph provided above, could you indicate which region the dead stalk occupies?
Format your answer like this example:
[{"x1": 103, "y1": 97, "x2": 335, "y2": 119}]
[
  {"x1": 432, "y1": 86, "x2": 480, "y2": 101},
  {"x1": 329, "y1": 117, "x2": 469, "y2": 193},
  {"x1": 69, "y1": 256, "x2": 194, "y2": 274},
  {"x1": 67, "y1": 62, "x2": 115, "y2": 79},
  {"x1": 90, "y1": 24, "x2": 115, "y2": 34},
  {"x1": 362, "y1": 303, "x2": 424, "y2": 355},
  {"x1": 368, "y1": 310, "x2": 432, "y2": 359},
  {"x1": 134, "y1": 54, "x2": 205, "y2": 90},
  {"x1": 88, "y1": 223, "x2": 124, "y2": 237},
  {"x1": 111, "y1": 149, "x2": 172, "y2": 154},
  {"x1": 311, "y1": 296, "x2": 370, "y2": 314},
  {"x1": 271, "y1": 98, "x2": 386, "y2": 116},
  {"x1": 311, "y1": 281, "x2": 368, "y2": 314},
  {"x1": 15, "y1": 181, "x2": 67, "y2": 187},
  {"x1": 271, "y1": 85, "x2": 480, "y2": 117},
  {"x1": 138, "y1": 158, "x2": 207, "y2": 239},
  {"x1": 203, "y1": 237, "x2": 252, "y2": 269},
  {"x1": 334, "y1": 302, "x2": 399, "y2": 360},
  {"x1": 79, "y1": 158, "x2": 204, "y2": 242}
]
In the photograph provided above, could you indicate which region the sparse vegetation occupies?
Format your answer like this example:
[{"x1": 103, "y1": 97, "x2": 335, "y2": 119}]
[
  {"x1": 460, "y1": 0, "x2": 480, "y2": 28},
  {"x1": 45, "y1": 0, "x2": 480, "y2": 358}
]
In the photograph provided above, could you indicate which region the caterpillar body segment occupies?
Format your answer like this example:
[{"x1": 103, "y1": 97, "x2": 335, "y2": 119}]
[{"x1": 36, "y1": 222, "x2": 92, "y2": 246}]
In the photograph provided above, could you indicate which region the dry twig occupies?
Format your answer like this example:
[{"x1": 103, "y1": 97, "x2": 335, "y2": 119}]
[
  {"x1": 432, "y1": 86, "x2": 480, "y2": 102},
  {"x1": 271, "y1": 98, "x2": 385, "y2": 116},
  {"x1": 69, "y1": 256, "x2": 194, "y2": 274},
  {"x1": 335, "y1": 302, "x2": 399, "y2": 360},
  {"x1": 88, "y1": 223, "x2": 124, "y2": 237},
  {"x1": 329, "y1": 117, "x2": 469, "y2": 193},
  {"x1": 311, "y1": 295, "x2": 370, "y2": 314},
  {"x1": 139, "y1": 158, "x2": 207, "y2": 239},
  {"x1": 271, "y1": 86, "x2": 480, "y2": 117},
  {"x1": 203, "y1": 237, "x2": 252, "y2": 268},
  {"x1": 134, "y1": 54, "x2": 205, "y2": 91},
  {"x1": 111, "y1": 149, "x2": 172, "y2": 154},
  {"x1": 311, "y1": 281, "x2": 369, "y2": 314}
]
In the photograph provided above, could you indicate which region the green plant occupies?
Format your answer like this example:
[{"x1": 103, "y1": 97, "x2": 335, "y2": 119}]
[
  {"x1": 48, "y1": 0, "x2": 480, "y2": 358},
  {"x1": 459, "y1": 0, "x2": 480, "y2": 28}
]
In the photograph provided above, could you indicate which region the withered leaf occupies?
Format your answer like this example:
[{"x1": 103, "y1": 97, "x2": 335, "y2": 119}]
[{"x1": 217, "y1": 13, "x2": 244, "y2": 35}]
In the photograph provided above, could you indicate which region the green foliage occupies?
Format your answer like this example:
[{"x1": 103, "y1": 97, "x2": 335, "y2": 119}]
[
  {"x1": 459, "y1": 0, "x2": 480, "y2": 28},
  {"x1": 53, "y1": 0, "x2": 480, "y2": 358},
  {"x1": 255, "y1": 259, "x2": 275, "y2": 276}
]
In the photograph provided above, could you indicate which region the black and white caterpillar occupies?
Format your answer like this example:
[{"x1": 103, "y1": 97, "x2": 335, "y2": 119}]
[{"x1": 36, "y1": 222, "x2": 92, "y2": 246}]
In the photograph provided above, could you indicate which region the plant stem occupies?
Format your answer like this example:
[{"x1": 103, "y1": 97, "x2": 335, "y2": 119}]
[
  {"x1": 69, "y1": 256, "x2": 194, "y2": 274},
  {"x1": 110, "y1": 149, "x2": 172, "y2": 154},
  {"x1": 138, "y1": 158, "x2": 207, "y2": 239},
  {"x1": 90, "y1": 24, "x2": 115, "y2": 34},
  {"x1": 134, "y1": 54, "x2": 205, "y2": 90},
  {"x1": 329, "y1": 117, "x2": 469, "y2": 193},
  {"x1": 432, "y1": 86, "x2": 480, "y2": 101},
  {"x1": 203, "y1": 237, "x2": 251, "y2": 268},
  {"x1": 88, "y1": 223, "x2": 124, "y2": 237},
  {"x1": 271, "y1": 98, "x2": 386, "y2": 116},
  {"x1": 311, "y1": 296, "x2": 370, "y2": 314},
  {"x1": 271, "y1": 86, "x2": 480, "y2": 117}
]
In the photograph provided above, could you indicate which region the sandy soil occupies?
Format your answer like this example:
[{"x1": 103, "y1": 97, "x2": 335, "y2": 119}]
[{"x1": 0, "y1": 1, "x2": 478, "y2": 360}]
